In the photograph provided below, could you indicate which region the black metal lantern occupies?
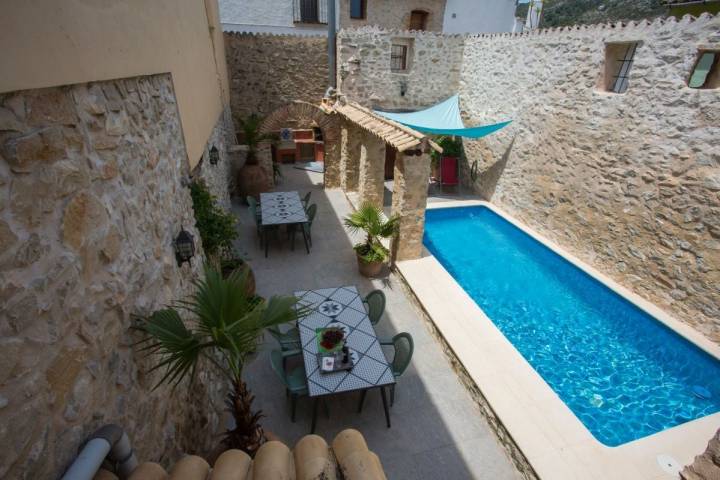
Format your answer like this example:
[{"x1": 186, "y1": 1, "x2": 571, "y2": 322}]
[
  {"x1": 174, "y1": 227, "x2": 195, "y2": 266},
  {"x1": 209, "y1": 146, "x2": 219, "y2": 166}
]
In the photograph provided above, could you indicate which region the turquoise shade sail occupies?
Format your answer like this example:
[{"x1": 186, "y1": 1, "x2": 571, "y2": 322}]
[{"x1": 374, "y1": 94, "x2": 512, "y2": 139}]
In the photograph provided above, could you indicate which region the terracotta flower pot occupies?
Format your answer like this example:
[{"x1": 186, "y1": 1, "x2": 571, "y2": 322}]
[
  {"x1": 238, "y1": 163, "x2": 271, "y2": 199},
  {"x1": 356, "y1": 254, "x2": 384, "y2": 277},
  {"x1": 221, "y1": 259, "x2": 256, "y2": 297}
]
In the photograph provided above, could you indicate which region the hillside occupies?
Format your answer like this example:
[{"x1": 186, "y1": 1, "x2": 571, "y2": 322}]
[{"x1": 522, "y1": 0, "x2": 667, "y2": 28}]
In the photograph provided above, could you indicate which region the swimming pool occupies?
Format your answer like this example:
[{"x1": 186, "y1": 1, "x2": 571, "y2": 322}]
[{"x1": 423, "y1": 205, "x2": 720, "y2": 447}]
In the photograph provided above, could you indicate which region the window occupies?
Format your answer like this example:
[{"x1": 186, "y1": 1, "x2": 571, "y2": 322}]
[
  {"x1": 688, "y1": 51, "x2": 719, "y2": 89},
  {"x1": 409, "y1": 10, "x2": 429, "y2": 31},
  {"x1": 391, "y1": 44, "x2": 408, "y2": 72},
  {"x1": 293, "y1": 0, "x2": 327, "y2": 24},
  {"x1": 350, "y1": 0, "x2": 366, "y2": 19},
  {"x1": 602, "y1": 42, "x2": 639, "y2": 94}
]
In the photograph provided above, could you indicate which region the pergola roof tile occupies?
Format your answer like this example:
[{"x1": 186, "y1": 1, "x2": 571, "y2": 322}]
[{"x1": 325, "y1": 99, "x2": 442, "y2": 153}]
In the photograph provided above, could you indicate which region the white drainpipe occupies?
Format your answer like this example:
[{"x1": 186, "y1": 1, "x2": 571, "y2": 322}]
[{"x1": 61, "y1": 424, "x2": 138, "y2": 480}]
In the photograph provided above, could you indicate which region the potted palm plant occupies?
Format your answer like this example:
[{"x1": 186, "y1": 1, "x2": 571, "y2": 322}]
[
  {"x1": 235, "y1": 113, "x2": 276, "y2": 198},
  {"x1": 344, "y1": 202, "x2": 400, "y2": 277},
  {"x1": 135, "y1": 264, "x2": 302, "y2": 456}
]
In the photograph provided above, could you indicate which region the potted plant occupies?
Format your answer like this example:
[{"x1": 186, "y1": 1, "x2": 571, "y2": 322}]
[
  {"x1": 235, "y1": 114, "x2": 276, "y2": 198},
  {"x1": 190, "y1": 180, "x2": 256, "y2": 295},
  {"x1": 344, "y1": 202, "x2": 399, "y2": 277},
  {"x1": 135, "y1": 264, "x2": 303, "y2": 456}
]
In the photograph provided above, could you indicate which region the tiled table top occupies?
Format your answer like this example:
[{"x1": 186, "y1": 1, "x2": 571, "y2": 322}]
[
  {"x1": 294, "y1": 286, "x2": 395, "y2": 397},
  {"x1": 260, "y1": 191, "x2": 308, "y2": 226}
]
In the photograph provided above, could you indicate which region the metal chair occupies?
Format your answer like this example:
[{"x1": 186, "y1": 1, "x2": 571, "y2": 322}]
[
  {"x1": 380, "y1": 332, "x2": 414, "y2": 406},
  {"x1": 364, "y1": 290, "x2": 386, "y2": 326},
  {"x1": 267, "y1": 325, "x2": 302, "y2": 351},
  {"x1": 302, "y1": 191, "x2": 312, "y2": 208},
  {"x1": 270, "y1": 349, "x2": 308, "y2": 422},
  {"x1": 290, "y1": 203, "x2": 317, "y2": 249}
]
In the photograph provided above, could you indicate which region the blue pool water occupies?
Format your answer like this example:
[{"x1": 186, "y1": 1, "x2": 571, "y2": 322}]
[{"x1": 424, "y1": 206, "x2": 720, "y2": 446}]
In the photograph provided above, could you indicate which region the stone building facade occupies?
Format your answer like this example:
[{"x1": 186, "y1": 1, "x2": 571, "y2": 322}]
[
  {"x1": 224, "y1": 33, "x2": 329, "y2": 119},
  {"x1": 337, "y1": 27, "x2": 464, "y2": 110},
  {"x1": 0, "y1": 74, "x2": 225, "y2": 478},
  {"x1": 338, "y1": 0, "x2": 447, "y2": 31},
  {"x1": 459, "y1": 14, "x2": 720, "y2": 345},
  {"x1": 337, "y1": 15, "x2": 720, "y2": 346}
]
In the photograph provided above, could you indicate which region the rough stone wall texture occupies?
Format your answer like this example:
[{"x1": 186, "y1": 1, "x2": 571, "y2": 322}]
[
  {"x1": 340, "y1": 119, "x2": 361, "y2": 191},
  {"x1": 224, "y1": 33, "x2": 328, "y2": 120},
  {"x1": 337, "y1": 27, "x2": 464, "y2": 110},
  {"x1": 682, "y1": 428, "x2": 720, "y2": 480},
  {"x1": 458, "y1": 14, "x2": 720, "y2": 345},
  {"x1": 194, "y1": 107, "x2": 235, "y2": 209},
  {"x1": 0, "y1": 74, "x2": 225, "y2": 479},
  {"x1": 391, "y1": 152, "x2": 432, "y2": 261},
  {"x1": 358, "y1": 130, "x2": 386, "y2": 207},
  {"x1": 338, "y1": 0, "x2": 447, "y2": 32}
]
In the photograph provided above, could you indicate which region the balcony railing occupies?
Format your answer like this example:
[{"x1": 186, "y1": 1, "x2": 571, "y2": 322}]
[{"x1": 293, "y1": 0, "x2": 328, "y2": 24}]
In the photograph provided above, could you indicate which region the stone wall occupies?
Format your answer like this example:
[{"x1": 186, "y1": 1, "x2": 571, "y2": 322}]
[
  {"x1": 458, "y1": 14, "x2": 720, "y2": 344},
  {"x1": 224, "y1": 33, "x2": 328, "y2": 120},
  {"x1": 338, "y1": 0, "x2": 447, "y2": 32},
  {"x1": 337, "y1": 27, "x2": 464, "y2": 110},
  {"x1": 193, "y1": 107, "x2": 236, "y2": 208},
  {"x1": 0, "y1": 73, "x2": 225, "y2": 478},
  {"x1": 682, "y1": 428, "x2": 720, "y2": 480}
]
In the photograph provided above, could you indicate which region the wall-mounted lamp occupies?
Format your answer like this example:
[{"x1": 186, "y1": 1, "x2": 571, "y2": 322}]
[
  {"x1": 209, "y1": 146, "x2": 219, "y2": 166},
  {"x1": 174, "y1": 227, "x2": 196, "y2": 266}
]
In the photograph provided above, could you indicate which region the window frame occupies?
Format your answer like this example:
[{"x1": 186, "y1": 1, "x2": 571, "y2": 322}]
[
  {"x1": 391, "y1": 44, "x2": 408, "y2": 72},
  {"x1": 350, "y1": 0, "x2": 366, "y2": 19},
  {"x1": 601, "y1": 41, "x2": 640, "y2": 94},
  {"x1": 687, "y1": 50, "x2": 720, "y2": 89}
]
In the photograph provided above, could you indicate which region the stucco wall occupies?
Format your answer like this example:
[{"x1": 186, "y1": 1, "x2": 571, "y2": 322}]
[
  {"x1": 224, "y1": 33, "x2": 329, "y2": 119},
  {"x1": 338, "y1": 0, "x2": 447, "y2": 31},
  {"x1": 0, "y1": 0, "x2": 231, "y2": 169},
  {"x1": 458, "y1": 15, "x2": 720, "y2": 344},
  {"x1": 337, "y1": 28, "x2": 465, "y2": 110},
  {"x1": 442, "y1": 0, "x2": 518, "y2": 33},
  {"x1": 0, "y1": 74, "x2": 225, "y2": 478}
]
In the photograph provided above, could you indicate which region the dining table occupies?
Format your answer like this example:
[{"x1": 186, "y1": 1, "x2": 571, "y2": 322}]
[
  {"x1": 294, "y1": 285, "x2": 396, "y2": 433},
  {"x1": 260, "y1": 191, "x2": 309, "y2": 258}
]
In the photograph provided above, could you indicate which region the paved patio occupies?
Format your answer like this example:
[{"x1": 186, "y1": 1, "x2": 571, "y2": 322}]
[{"x1": 233, "y1": 165, "x2": 520, "y2": 480}]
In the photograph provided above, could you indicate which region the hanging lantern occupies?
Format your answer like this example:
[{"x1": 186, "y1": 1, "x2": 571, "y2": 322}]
[
  {"x1": 174, "y1": 227, "x2": 195, "y2": 266},
  {"x1": 209, "y1": 146, "x2": 220, "y2": 166}
]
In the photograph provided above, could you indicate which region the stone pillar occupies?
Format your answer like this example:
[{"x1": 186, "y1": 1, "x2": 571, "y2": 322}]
[
  {"x1": 391, "y1": 148, "x2": 431, "y2": 261},
  {"x1": 358, "y1": 131, "x2": 385, "y2": 207},
  {"x1": 340, "y1": 120, "x2": 361, "y2": 192},
  {"x1": 323, "y1": 122, "x2": 341, "y2": 188}
]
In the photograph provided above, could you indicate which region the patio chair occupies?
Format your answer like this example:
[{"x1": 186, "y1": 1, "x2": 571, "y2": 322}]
[
  {"x1": 267, "y1": 325, "x2": 302, "y2": 351},
  {"x1": 381, "y1": 332, "x2": 414, "y2": 406},
  {"x1": 364, "y1": 290, "x2": 386, "y2": 326},
  {"x1": 289, "y1": 203, "x2": 317, "y2": 249},
  {"x1": 357, "y1": 332, "x2": 414, "y2": 413},
  {"x1": 302, "y1": 191, "x2": 312, "y2": 208},
  {"x1": 270, "y1": 349, "x2": 308, "y2": 422}
]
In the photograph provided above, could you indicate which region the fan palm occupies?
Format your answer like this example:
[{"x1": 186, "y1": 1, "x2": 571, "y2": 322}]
[
  {"x1": 135, "y1": 264, "x2": 304, "y2": 455},
  {"x1": 235, "y1": 114, "x2": 276, "y2": 165},
  {"x1": 344, "y1": 202, "x2": 400, "y2": 263}
]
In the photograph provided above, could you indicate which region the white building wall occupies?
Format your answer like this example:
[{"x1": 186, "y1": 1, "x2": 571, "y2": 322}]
[
  {"x1": 220, "y1": 0, "x2": 331, "y2": 34},
  {"x1": 442, "y1": 0, "x2": 518, "y2": 33}
]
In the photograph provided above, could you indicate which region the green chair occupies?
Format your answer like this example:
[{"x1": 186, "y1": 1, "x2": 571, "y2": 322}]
[
  {"x1": 381, "y1": 332, "x2": 414, "y2": 406},
  {"x1": 301, "y1": 191, "x2": 312, "y2": 208},
  {"x1": 267, "y1": 324, "x2": 301, "y2": 351},
  {"x1": 290, "y1": 203, "x2": 317, "y2": 249},
  {"x1": 364, "y1": 290, "x2": 386, "y2": 326},
  {"x1": 270, "y1": 349, "x2": 308, "y2": 422}
]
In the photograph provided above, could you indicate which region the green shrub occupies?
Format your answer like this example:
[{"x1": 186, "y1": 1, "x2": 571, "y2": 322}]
[
  {"x1": 190, "y1": 180, "x2": 237, "y2": 258},
  {"x1": 431, "y1": 136, "x2": 463, "y2": 164}
]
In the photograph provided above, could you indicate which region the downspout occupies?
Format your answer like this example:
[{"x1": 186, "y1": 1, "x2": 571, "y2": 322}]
[
  {"x1": 327, "y1": 0, "x2": 337, "y2": 89},
  {"x1": 61, "y1": 424, "x2": 138, "y2": 480}
]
